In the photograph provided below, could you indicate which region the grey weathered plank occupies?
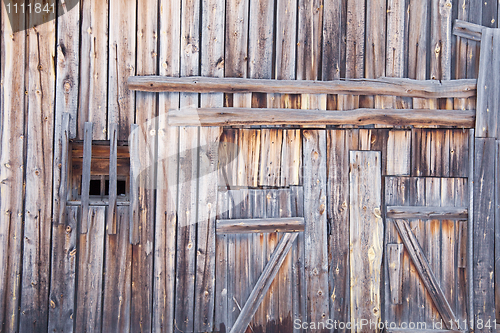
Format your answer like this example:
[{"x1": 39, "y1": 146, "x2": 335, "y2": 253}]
[
  {"x1": 280, "y1": 130, "x2": 301, "y2": 186},
  {"x1": 81, "y1": 122, "x2": 93, "y2": 234},
  {"x1": 48, "y1": 206, "x2": 78, "y2": 333},
  {"x1": 169, "y1": 107, "x2": 476, "y2": 127},
  {"x1": 79, "y1": 0, "x2": 108, "y2": 140},
  {"x1": 387, "y1": 244, "x2": 404, "y2": 305},
  {"x1": 393, "y1": 218, "x2": 459, "y2": 330},
  {"x1": 102, "y1": 206, "x2": 132, "y2": 333},
  {"x1": 128, "y1": 76, "x2": 477, "y2": 98},
  {"x1": 482, "y1": 0, "x2": 497, "y2": 27},
  {"x1": 322, "y1": 0, "x2": 342, "y2": 82},
  {"x1": 108, "y1": 0, "x2": 136, "y2": 140},
  {"x1": 449, "y1": 129, "x2": 470, "y2": 177},
  {"x1": 236, "y1": 129, "x2": 260, "y2": 187},
  {"x1": 20, "y1": 10, "x2": 56, "y2": 330},
  {"x1": 327, "y1": 130, "x2": 356, "y2": 332},
  {"x1": 215, "y1": 191, "x2": 229, "y2": 332},
  {"x1": 230, "y1": 233, "x2": 299, "y2": 333},
  {"x1": 476, "y1": 28, "x2": 500, "y2": 138},
  {"x1": 259, "y1": 129, "x2": 283, "y2": 186},
  {"x1": 349, "y1": 151, "x2": 383, "y2": 331},
  {"x1": 303, "y1": 130, "x2": 329, "y2": 324},
  {"x1": 75, "y1": 206, "x2": 106, "y2": 333},
  {"x1": 107, "y1": 123, "x2": 118, "y2": 234},
  {"x1": 218, "y1": 129, "x2": 239, "y2": 188},
  {"x1": 430, "y1": 0, "x2": 453, "y2": 81},
  {"x1": 386, "y1": 206, "x2": 468, "y2": 219},
  {"x1": 386, "y1": 130, "x2": 411, "y2": 176},
  {"x1": 473, "y1": 138, "x2": 496, "y2": 330},
  {"x1": 453, "y1": 19, "x2": 483, "y2": 41},
  {"x1": 496, "y1": 140, "x2": 500, "y2": 320},
  {"x1": 128, "y1": 124, "x2": 140, "y2": 245},
  {"x1": 278, "y1": 189, "x2": 294, "y2": 331},
  {"x1": 56, "y1": 113, "x2": 71, "y2": 225},
  {"x1": 217, "y1": 218, "x2": 305, "y2": 233},
  {"x1": 248, "y1": 0, "x2": 274, "y2": 80}
]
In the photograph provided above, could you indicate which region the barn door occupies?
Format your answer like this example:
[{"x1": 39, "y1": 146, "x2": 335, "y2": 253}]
[{"x1": 384, "y1": 177, "x2": 469, "y2": 331}]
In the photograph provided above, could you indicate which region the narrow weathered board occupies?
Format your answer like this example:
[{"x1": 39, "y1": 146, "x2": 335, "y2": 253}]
[
  {"x1": 303, "y1": 130, "x2": 329, "y2": 323},
  {"x1": 230, "y1": 233, "x2": 299, "y2": 333},
  {"x1": 386, "y1": 131, "x2": 411, "y2": 176},
  {"x1": 476, "y1": 28, "x2": 500, "y2": 138},
  {"x1": 55, "y1": 113, "x2": 71, "y2": 225},
  {"x1": 387, "y1": 244, "x2": 403, "y2": 305},
  {"x1": 217, "y1": 218, "x2": 305, "y2": 233},
  {"x1": 322, "y1": 0, "x2": 342, "y2": 83},
  {"x1": 218, "y1": 129, "x2": 239, "y2": 187},
  {"x1": 75, "y1": 206, "x2": 106, "y2": 333},
  {"x1": 430, "y1": 0, "x2": 453, "y2": 81},
  {"x1": 81, "y1": 122, "x2": 93, "y2": 234},
  {"x1": 128, "y1": 124, "x2": 140, "y2": 245},
  {"x1": 236, "y1": 129, "x2": 261, "y2": 187},
  {"x1": 248, "y1": 0, "x2": 274, "y2": 79},
  {"x1": 20, "y1": 10, "x2": 56, "y2": 330},
  {"x1": 349, "y1": 151, "x2": 383, "y2": 332},
  {"x1": 79, "y1": 0, "x2": 108, "y2": 140},
  {"x1": 259, "y1": 129, "x2": 283, "y2": 186},
  {"x1": 345, "y1": 0, "x2": 365, "y2": 79},
  {"x1": 215, "y1": 191, "x2": 229, "y2": 332},
  {"x1": 291, "y1": 186, "x2": 306, "y2": 333},
  {"x1": 107, "y1": 123, "x2": 118, "y2": 234},
  {"x1": 473, "y1": 138, "x2": 496, "y2": 330},
  {"x1": 169, "y1": 108, "x2": 476, "y2": 128},
  {"x1": 102, "y1": 206, "x2": 132, "y2": 333},
  {"x1": 327, "y1": 130, "x2": 357, "y2": 331},
  {"x1": 278, "y1": 189, "x2": 294, "y2": 331},
  {"x1": 496, "y1": 140, "x2": 500, "y2": 320},
  {"x1": 108, "y1": 0, "x2": 136, "y2": 140},
  {"x1": 281, "y1": 129, "x2": 301, "y2": 186},
  {"x1": 48, "y1": 206, "x2": 78, "y2": 333}
]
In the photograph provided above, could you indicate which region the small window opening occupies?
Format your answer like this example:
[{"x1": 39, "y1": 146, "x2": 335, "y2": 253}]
[{"x1": 89, "y1": 179, "x2": 101, "y2": 195}]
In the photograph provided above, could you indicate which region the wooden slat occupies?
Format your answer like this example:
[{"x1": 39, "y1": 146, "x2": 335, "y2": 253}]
[
  {"x1": 108, "y1": 0, "x2": 136, "y2": 140},
  {"x1": 81, "y1": 122, "x2": 93, "y2": 234},
  {"x1": 303, "y1": 130, "x2": 329, "y2": 323},
  {"x1": 56, "y1": 113, "x2": 71, "y2": 225},
  {"x1": 75, "y1": 206, "x2": 106, "y2": 333},
  {"x1": 218, "y1": 129, "x2": 239, "y2": 187},
  {"x1": 48, "y1": 206, "x2": 78, "y2": 333},
  {"x1": 102, "y1": 206, "x2": 132, "y2": 333},
  {"x1": 496, "y1": 140, "x2": 500, "y2": 320},
  {"x1": 476, "y1": 28, "x2": 500, "y2": 138},
  {"x1": 349, "y1": 151, "x2": 383, "y2": 330},
  {"x1": 215, "y1": 191, "x2": 229, "y2": 332},
  {"x1": 20, "y1": 8, "x2": 56, "y2": 329},
  {"x1": 322, "y1": 0, "x2": 342, "y2": 83},
  {"x1": 236, "y1": 129, "x2": 260, "y2": 187},
  {"x1": 217, "y1": 218, "x2": 305, "y2": 233},
  {"x1": 473, "y1": 138, "x2": 496, "y2": 328},
  {"x1": 79, "y1": 0, "x2": 108, "y2": 140},
  {"x1": 278, "y1": 189, "x2": 294, "y2": 331},
  {"x1": 230, "y1": 233, "x2": 299, "y2": 333},
  {"x1": 128, "y1": 124, "x2": 140, "y2": 245},
  {"x1": 128, "y1": 76, "x2": 477, "y2": 98},
  {"x1": 386, "y1": 130, "x2": 411, "y2": 176},
  {"x1": 327, "y1": 130, "x2": 356, "y2": 331},
  {"x1": 107, "y1": 123, "x2": 118, "y2": 234},
  {"x1": 259, "y1": 129, "x2": 283, "y2": 186},
  {"x1": 386, "y1": 206, "x2": 468, "y2": 219},
  {"x1": 453, "y1": 19, "x2": 483, "y2": 41},
  {"x1": 430, "y1": 0, "x2": 453, "y2": 81},
  {"x1": 392, "y1": 219, "x2": 459, "y2": 330},
  {"x1": 387, "y1": 244, "x2": 403, "y2": 305},
  {"x1": 280, "y1": 129, "x2": 301, "y2": 186},
  {"x1": 168, "y1": 107, "x2": 476, "y2": 128}
]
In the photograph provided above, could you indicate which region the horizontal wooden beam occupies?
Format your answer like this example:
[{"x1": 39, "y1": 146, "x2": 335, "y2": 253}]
[
  {"x1": 216, "y1": 217, "x2": 305, "y2": 234},
  {"x1": 168, "y1": 108, "x2": 475, "y2": 128},
  {"x1": 386, "y1": 206, "x2": 468, "y2": 220},
  {"x1": 67, "y1": 200, "x2": 130, "y2": 207},
  {"x1": 453, "y1": 19, "x2": 483, "y2": 41},
  {"x1": 128, "y1": 76, "x2": 476, "y2": 99}
]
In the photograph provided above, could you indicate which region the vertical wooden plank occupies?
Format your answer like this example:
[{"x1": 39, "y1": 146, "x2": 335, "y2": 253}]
[
  {"x1": 132, "y1": 0, "x2": 158, "y2": 330},
  {"x1": 75, "y1": 206, "x2": 106, "y2": 333},
  {"x1": 102, "y1": 206, "x2": 132, "y2": 333},
  {"x1": 349, "y1": 151, "x2": 383, "y2": 332},
  {"x1": 226, "y1": 190, "x2": 237, "y2": 330},
  {"x1": 476, "y1": 28, "x2": 500, "y2": 138},
  {"x1": 259, "y1": 129, "x2": 283, "y2": 187},
  {"x1": 55, "y1": 113, "x2": 71, "y2": 226},
  {"x1": 236, "y1": 129, "x2": 260, "y2": 187},
  {"x1": 48, "y1": 206, "x2": 78, "y2": 333},
  {"x1": 430, "y1": 0, "x2": 453, "y2": 81},
  {"x1": 279, "y1": 189, "x2": 294, "y2": 331},
  {"x1": 345, "y1": 0, "x2": 365, "y2": 79},
  {"x1": 327, "y1": 130, "x2": 356, "y2": 332},
  {"x1": 482, "y1": 0, "x2": 498, "y2": 26},
  {"x1": 215, "y1": 190, "x2": 229, "y2": 332},
  {"x1": 81, "y1": 122, "x2": 93, "y2": 234},
  {"x1": 496, "y1": 140, "x2": 500, "y2": 321},
  {"x1": 454, "y1": 178, "x2": 468, "y2": 328},
  {"x1": 387, "y1": 244, "x2": 403, "y2": 305},
  {"x1": 281, "y1": 129, "x2": 301, "y2": 186},
  {"x1": 386, "y1": 131, "x2": 411, "y2": 176},
  {"x1": 303, "y1": 130, "x2": 329, "y2": 324},
  {"x1": 473, "y1": 138, "x2": 496, "y2": 331},
  {"x1": 450, "y1": 129, "x2": 470, "y2": 178},
  {"x1": 108, "y1": 123, "x2": 118, "y2": 234},
  {"x1": 108, "y1": 0, "x2": 136, "y2": 140},
  {"x1": 251, "y1": 190, "x2": 267, "y2": 330},
  {"x1": 79, "y1": 0, "x2": 108, "y2": 139},
  {"x1": 128, "y1": 124, "x2": 140, "y2": 245},
  {"x1": 291, "y1": 186, "x2": 306, "y2": 333},
  {"x1": 248, "y1": 0, "x2": 274, "y2": 80},
  {"x1": 219, "y1": 129, "x2": 239, "y2": 188},
  {"x1": 154, "y1": 1, "x2": 181, "y2": 330},
  {"x1": 0, "y1": 9, "x2": 26, "y2": 331},
  {"x1": 322, "y1": 0, "x2": 342, "y2": 110},
  {"x1": 20, "y1": 7, "x2": 56, "y2": 329}
]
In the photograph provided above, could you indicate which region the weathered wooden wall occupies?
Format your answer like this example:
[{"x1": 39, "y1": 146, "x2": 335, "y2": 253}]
[{"x1": 0, "y1": 0, "x2": 496, "y2": 332}]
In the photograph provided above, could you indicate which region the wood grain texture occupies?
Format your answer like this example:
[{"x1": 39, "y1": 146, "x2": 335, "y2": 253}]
[
  {"x1": 473, "y1": 138, "x2": 496, "y2": 331},
  {"x1": 54, "y1": 113, "x2": 71, "y2": 226},
  {"x1": 387, "y1": 244, "x2": 403, "y2": 305},
  {"x1": 248, "y1": 0, "x2": 274, "y2": 79},
  {"x1": 128, "y1": 124, "x2": 140, "y2": 245},
  {"x1": 81, "y1": 122, "x2": 93, "y2": 234},
  {"x1": 217, "y1": 218, "x2": 305, "y2": 233},
  {"x1": 259, "y1": 129, "x2": 283, "y2": 186},
  {"x1": 75, "y1": 206, "x2": 106, "y2": 333},
  {"x1": 453, "y1": 19, "x2": 483, "y2": 41},
  {"x1": 107, "y1": 123, "x2": 118, "y2": 234},
  {"x1": 48, "y1": 206, "x2": 78, "y2": 333},
  {"x1": 169, "y1": 107, "x2": 476, "y2": 127},
  {"x1": 349, "y1": 151, "x2": 383, "y2": 332},
  {"x1": 215, "y1": 191, "x2": 229, "y2": 332},
  {"x1": 386, "y1": 206, "x2": 468, "y2": 219},
  {"x1": 102, "y1": 206, "x2": 132, "y2": 333},
  {"x1": 303, "y1": 130, "x2": 329, "y2": 324},
  {"x1": 79, "y1": 0, "x2": 108, "y2": 140},
  {"x1": 128, "y1": 76, "x2": 478, "y2": 98},
  {"x1": 108, "y1": 0, "x2": 136, "y2": 140},
  {"x1": 281, "y1": 129, "x2": 301, "y2": 186},
  {"x1": 496, "y1": 140, "x2": 500, "y2": 321},
  {"x1": 236, "y1": 129, "x2": 260, "y2": 187},
  {"x1": 430, "y1": 0, "x2": 453, "y2": 81}
]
